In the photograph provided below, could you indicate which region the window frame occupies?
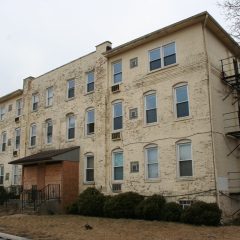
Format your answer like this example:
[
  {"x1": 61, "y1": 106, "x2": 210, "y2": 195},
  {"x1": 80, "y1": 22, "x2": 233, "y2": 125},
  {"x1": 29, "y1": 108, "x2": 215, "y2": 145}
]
[
  {"x1": 30, "y1": 123, "x2": 37, "y2": 147},
  {"x1": 112, "y1": 101, "x2": 123, "y2": 132},
  {"x1": 46, "y1": 86, "x2": 53, "y2": 107},
  {"x1": 1, "y1": 132, "x2": 7, "y2": 152},
  {"x1": 67, "y1": 79, "x2": 75, "y2": 99},
  {"x1": 0, "y1": 165, "x2": 4, "y2": 185},
  {"x1": 112, "y1": 150, "x2": 124, "y2": 182},
  {"x1": 12, "y1": 165, "x2": 19, "y2": 185},
  {"x1": 86, "y1": 108, "x2": 95, "y2": 135},
  {"x1": 174, "y1": 83, "x2": 190, "y2": 119},
  {"x1": 16, "y1": 99, "x2": 23, "y2": 116},
  {"x1": 148, "y1": 42, "x2": 176, "y2": 72},
  {"x1": 67, "y1": 114, "x2": 75, "y2": 140},
  {"x1": 84, "y1": 154, "x2": 94, "y2": 183},
  {"x1": 176, "y1": 141, "x2": 193, "y2": 178},
  {"x1": 86, "y1": 71, "x2": 95, "y2": 93},
  {"x1": 0, "y1": 106, "x2": 5, "y2": 121},
  {"x1": 144, "y1": 91, "x2": 158, "y2": 125},
  {"x1": 46, "y1": 119, "x2": 53, "y2": 144},
  {"x1": 32, "y1": 94, "x2": 39, "y2": 111},
  {"x1": 112, "y1": 60, "x2": 122, "y2": 85},
  {"x1": 15, "y1": 128, "x2": 21, "y2": 150},
  {"x1": 145, "y1": 145, "x2": 159, "y2": 180}
]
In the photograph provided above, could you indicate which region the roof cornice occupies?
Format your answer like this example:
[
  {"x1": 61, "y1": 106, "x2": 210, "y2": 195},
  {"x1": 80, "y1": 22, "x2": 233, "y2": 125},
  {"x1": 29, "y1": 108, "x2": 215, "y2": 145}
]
[{"x1": 0, "y1": 89, "x2": 23, "y2": 104}]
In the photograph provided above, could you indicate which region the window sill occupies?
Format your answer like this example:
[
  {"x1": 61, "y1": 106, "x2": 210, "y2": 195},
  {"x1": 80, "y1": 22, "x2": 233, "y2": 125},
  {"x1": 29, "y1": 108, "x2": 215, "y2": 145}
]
[
  {"x1": 28, "y1": 146, "x2": 36, "y2": 149},
  {"x1": 144, "y1": 179, "x2": 161, "y2": 183},
  {"x1": 84, "y1": 181, "x2": 95, "y2": 185},
  {"x1": 31, "y1": 110, "x2": 38, "y2": 113},
  {"x1": 174, "y1": 116, "x2": 192, "y2": 122},
  {"x1": 45, "y1": 105, "x2": 53, "y2": 109},
  {"x1": 85, "y1": 134, "x2": 95, "y2": 138},
  {"x1": 65, "y1": 97, "x2": 75, "y2": 102},
  {"x1": 143, "y1": 122, "x2": 159, "y2": 128},
  {"x1": 66, "y1": 139, "x2": 75, "y2": 142},
  {"x1": 148, "y1": 63, "x2": 178, "y2": 75},
  {"x1": 84, "y1": 91, "x2": 95, "y2": 96},
  {"x1": 176, "y1": 177, "x2": 195, "y2": 182}
]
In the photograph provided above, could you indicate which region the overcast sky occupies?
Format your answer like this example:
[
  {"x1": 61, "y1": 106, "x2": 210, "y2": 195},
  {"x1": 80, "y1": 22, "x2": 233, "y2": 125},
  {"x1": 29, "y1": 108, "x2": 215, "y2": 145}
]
[{"x1": 0, "y1": 0, "x2": 228, "y2": 96}]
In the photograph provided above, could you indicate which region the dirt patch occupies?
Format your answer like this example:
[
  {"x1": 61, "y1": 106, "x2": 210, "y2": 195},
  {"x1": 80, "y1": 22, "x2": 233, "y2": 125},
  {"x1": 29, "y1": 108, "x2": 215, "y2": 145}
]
[{"x1": 0, "y1": 214, "x2": 239, "y2": 240}]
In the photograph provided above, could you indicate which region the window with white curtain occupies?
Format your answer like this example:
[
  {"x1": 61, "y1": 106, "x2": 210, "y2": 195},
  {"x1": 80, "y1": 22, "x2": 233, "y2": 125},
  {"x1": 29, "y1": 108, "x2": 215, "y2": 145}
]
[
  {"x1": 145, "y1": 146, "x2": 159, "y2": 179},
  {"x1": 113, "y1": 151, "x2": 123, "y2": 181}
]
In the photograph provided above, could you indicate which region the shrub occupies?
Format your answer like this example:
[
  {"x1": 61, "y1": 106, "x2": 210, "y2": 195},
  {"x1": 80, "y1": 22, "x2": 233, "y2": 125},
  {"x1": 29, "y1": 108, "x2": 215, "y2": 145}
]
[
  {"x1": 66, "y1": 201, "x2": 79, "y2": 214},
  {"x1": 78, "y1": 187, "x2": 106, "y2": 217},
  {"x1": 181, "y1": 201, "x2": 222, "y2": 226},
  {"x1": 0, "y1": 186, "x2": 8, "y2": 205},
  {"x1": 163, "y1": 202, "x2": 183, "y2": 222},
  {"x1": 104, "y1": 192, "x2": 144, "y2": 218},
  {"x1": 135, "y1": 194, "x2": 166, "y2": 220}
]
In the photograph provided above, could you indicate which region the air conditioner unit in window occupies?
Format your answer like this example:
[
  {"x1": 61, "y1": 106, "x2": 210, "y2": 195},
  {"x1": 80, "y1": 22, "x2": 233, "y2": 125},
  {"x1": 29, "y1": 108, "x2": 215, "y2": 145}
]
[
  {"x1": 112, "y1": 183, "x2": 122, "y2": 192},
  {"x1": 111, "y1": 84, "x2": 120, "y2": 93},
  {"x1": 15, "y1": 117, "x2": 20, "y2": 123},
  {"x1": 112, "y1": 132, "x2": 121, "y2": 141},
  {"x1": 13, "y1": 150, "x2": 18, "y2": 157}
]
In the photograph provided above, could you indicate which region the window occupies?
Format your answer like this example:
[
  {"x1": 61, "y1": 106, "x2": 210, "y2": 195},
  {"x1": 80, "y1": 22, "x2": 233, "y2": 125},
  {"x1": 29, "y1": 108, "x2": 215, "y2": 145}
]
[
  {"x1": 86, "y1": 109, "x2": 95, "y2": 135},
  {"x1": 46, "y1": 120, "x2": 53, "y2": 144},
  {"x1": 113, "y1": 151, "x2": 123, "y2": 181},
  {"x1": 175, "y1": 84, "x2": 189, "y2": 118},
  {"x1": 46, "y1": 87, "x2": 53, "y2": 106},
  {"x1": 32, "y1": 94, "x2": 39, "y2": 111},
  {"x1": 67, "y1": 79, "x2": 75, "y2": 99},
  {"x1": 15, "y1": 128, "x2": 21, "y2": 150},
  {"x1": 13, "y1": 165, "x2": 19, "y2": 185},
  {"x1": 163, "y1": 42, "x2": 176, "y2": 66},
  {"x1": 30, "y1": 124, "x2": 37, "y2": 147},
  {"x1": 113, "y1": 101, "x2": 123, "y2": 131},
  {"x1": 1, "y1": 132, "x2": 7, "y2": 152},
  {"x1": 129, "y1": 108, "x2": 138, "y2": 120},
  {"x1": 130, "y1": 57, "x2": 138, "y2": 68},
  {"x1": 85, "y1": 155, "x2": 94, "y2": 182},
  {"x1": 177, "y1": 142, "x2": 193, "y2": 177},
  {"x1": 145, "y1": 146, "x2": 159, "y2": 179},
  {"x1": 0, "y1": 106, "x2": 5, "y2": 120},
  {"x1": 0, "y1": 165, "x2": 4, "y2": 185},
  {"x1": 130, "y1": 161, "x2": 139, "y2": 173},
  {"x1": 145, "y1": 93, "x2": 157, "y2": 124},
  {"x1": 16, "y1": 99, "x2": 22, "y2": 116},
  {"x1": 149, "y1": 42, "x2": 176, "y2": 71},
  {"x1": 86, "y1": 71, "x2": 94, "y2": 93},
  {"x1": 8, "y1": 104, "x2": 12, "y2": 112},
  {"x1": 113, "y1": 61, "x2": 122, "y2": 85},
  {"x1": 149, "y1": 48, "x2": 161, "y2": 71},
  {"x1": 67, "y1": 115, "x2": 75, "y2": 140},
  {"x1": 179, "y1": 200, "x2": 193, "y2": 209}
]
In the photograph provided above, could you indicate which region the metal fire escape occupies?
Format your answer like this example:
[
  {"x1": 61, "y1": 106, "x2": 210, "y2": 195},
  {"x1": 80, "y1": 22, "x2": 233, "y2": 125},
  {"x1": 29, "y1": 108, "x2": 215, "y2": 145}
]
[{"x1": 222, "y1": 56, "x2": 240, "y2": 142}]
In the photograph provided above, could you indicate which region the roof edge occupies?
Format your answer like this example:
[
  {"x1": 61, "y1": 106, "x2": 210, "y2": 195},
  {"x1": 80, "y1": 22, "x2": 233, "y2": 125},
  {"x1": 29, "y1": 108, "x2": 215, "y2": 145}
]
[{"x1": 0, "y1": 89, "x2": 23, "y2": 103}]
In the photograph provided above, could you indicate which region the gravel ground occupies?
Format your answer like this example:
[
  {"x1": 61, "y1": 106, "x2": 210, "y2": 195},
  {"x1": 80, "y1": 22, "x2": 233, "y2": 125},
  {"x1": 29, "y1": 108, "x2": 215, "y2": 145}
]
[{"x1": 0, "y1": 214, "x2": 240, "y2": 240}]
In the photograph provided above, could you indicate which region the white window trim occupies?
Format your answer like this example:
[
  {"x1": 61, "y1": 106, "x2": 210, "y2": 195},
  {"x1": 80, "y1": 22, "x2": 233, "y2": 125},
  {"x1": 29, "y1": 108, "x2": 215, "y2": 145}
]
[
  {"x1": 0, "y1": 165, "x2": 4, "y2": 185},
  {"x1": 15, "y1": 128, "x2": 21, "y2": 150},
  {"x1": 144, "y1": 91, "x2": 158, "y2": 125},
  {"x1": 45, "y1": 119, "x2": 53, "y2": 144},
  {"x1": 67, "y1": 79, "x2": 75, "y2": 100},
  {"x1": 29, "y1": 124, "x2": 37, "y2": 147},
  {"x1": 32, "y1": 94, "x2": 39, "y2": 111},
  {"x1": 12, "y1": 165, "x2": 20, "y2": 185},
  {"x1": 112, "y1": 100, "x2": 123, "y2": 132},
  {"x1": 1, "y1": 132, "x2": 7, "y2": 152},
  {"x1": 148, "y1": 42, "x2": 176, "y2": 72},
  {"x1": 85, "y1": 108, "x2": 95, "y2": 136},
  {"x1": 66, "y1": 114, "x2": 76, "y2": 140},
  {"x1": 112, "y1": 149, "x2": 124, "y2": 182},
  {"x1": 0, "y1": 106, "x2": 5, "y2": 121},
  {"x1": 112, "y1": 60, "x2": 122, "y2": 86},
  {"x1": 84, "y1": 153, "x2": 94, "y2": 184},
  {"x1": 176, "y1": 140, "x2": 193, "y2": 178},
  {"x1": 16, "y1": 99, "x2": 22, "y2": 117},
  {"x1": 46, "y1": 87, "x2": 53, "y2": 107},
  {"x1": 86, "y1": 71, "x2": 95, "y2": 93},
  {"x1": 173, "y1": 83, "x2": 190, "y2": 119},
  {"x1": 144, "y1": 145, "x2": 160, "y2": 180}
]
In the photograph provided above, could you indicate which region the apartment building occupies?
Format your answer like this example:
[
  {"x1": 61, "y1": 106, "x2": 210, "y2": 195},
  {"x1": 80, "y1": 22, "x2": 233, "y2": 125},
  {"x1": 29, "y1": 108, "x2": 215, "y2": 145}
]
[{"x1": 1, "y1": 12, "x2": 240, "y2": 216}]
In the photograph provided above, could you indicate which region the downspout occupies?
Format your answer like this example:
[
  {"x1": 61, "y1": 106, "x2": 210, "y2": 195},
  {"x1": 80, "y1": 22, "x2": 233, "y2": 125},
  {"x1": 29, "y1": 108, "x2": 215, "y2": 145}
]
[{"x1": 202, "y1": 14, "x2": 220, "y2": 206}]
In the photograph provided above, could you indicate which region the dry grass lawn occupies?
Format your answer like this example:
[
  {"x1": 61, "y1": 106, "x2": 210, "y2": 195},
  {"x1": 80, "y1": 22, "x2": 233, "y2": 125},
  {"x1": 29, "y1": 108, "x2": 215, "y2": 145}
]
[{"x1": 0, "y1": 214, "x2": 240, "y2": 240}]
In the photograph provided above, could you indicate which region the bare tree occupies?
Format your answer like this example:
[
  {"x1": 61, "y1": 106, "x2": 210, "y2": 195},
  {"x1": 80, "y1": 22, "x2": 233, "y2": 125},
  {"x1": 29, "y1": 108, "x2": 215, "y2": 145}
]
[{"x1": 218, "y1": 0, "x2": 240, "y2": 43}]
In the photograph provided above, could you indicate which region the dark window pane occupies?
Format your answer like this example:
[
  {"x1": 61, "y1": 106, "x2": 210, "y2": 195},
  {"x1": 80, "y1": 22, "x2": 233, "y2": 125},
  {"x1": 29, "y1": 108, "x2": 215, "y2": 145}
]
[
  {"x1": 114, "y1": 116, "x2": 122, "y2": 130},
  {"x1": 86, "y1": 169, "x2": 94, "y2": 182},
  {"x1": 177, "y1": 102, "x2": 189, "y2": 118},
  {"x1": 150, "y1": 59, "x2": 161, "y2": 71},
  {"x1": 179, "y1": 160, "x2": 192, "y2": 177},
  {"x1": 0, "y1": 176, "x2": 3, "y2": 184},
  {"x1": 68, "y1": 88, "x2": 75, "y2": 98},
  {"x1": 146, "y1": 109, "x2": 157, "y2": 123},
  {"x1": 68, "y1": 128, "x2": 75, "y2": 139},
  {"x1": 87, "y1": 123, "x2": 95, "y2": 134},
  {"x1": 33, "y1": 102, "x2": 38, "y2": 111},
  {"x1": 47, "y1": 125, "x2": 53, "y2": 136},
  {"x1": 2, "y1": 143, "x2": 6, "y2": 152},
  {"x1": 114, "y1": 72, "x2": 122, "y2": 84},
  {"x1": 16, "y1": 136, "x2": 20, "y2": 148},
  {"x1": 31, "y1": 136, "x2": 36, "y2": 146},
  {"x1": 164, "y1": 54, "x2": 176, "y2": 66},
  {"x1": 87, "y1": 82, "x2": 94, "y2": 92},
  {"x1": 114, "y1": 167, "x2": 123, "y2": 180}
]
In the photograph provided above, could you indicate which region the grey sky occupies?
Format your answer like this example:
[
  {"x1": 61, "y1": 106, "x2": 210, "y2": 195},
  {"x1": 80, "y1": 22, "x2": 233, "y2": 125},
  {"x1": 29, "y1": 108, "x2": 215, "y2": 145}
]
[{"x1": 0, "y1": 0, "x2": 227, "y2": 96}]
